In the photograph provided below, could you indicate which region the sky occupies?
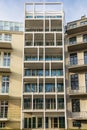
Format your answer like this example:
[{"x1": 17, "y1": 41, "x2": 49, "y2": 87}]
[{"x1": 0, "y1": 0, "x2": 87, "y2": 23}]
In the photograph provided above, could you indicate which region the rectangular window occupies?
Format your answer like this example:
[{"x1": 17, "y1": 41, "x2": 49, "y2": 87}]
[
  {"x1": 59, "y1": 117, "x2": 65, "y2": 128},
  {"x1": 4, "y1": 34, "x2": 11, "y2": 41},
  {"x1": 0, "y1": 122, "x2": 5, "y2": 128},
  {"x1": 69, "y1": 23, "x2": 77, "y2": 29},
  {"x1": 3, "y1": 53, "x2": 10, "y2": 66},
  {"x1": 70, "y1": 53, "x2": 77, "y2": 65},
  {"x1": 73, "y1": 121, "x2": 81, "y2": 127},
  {"x1": 2, "y1": 76, "x2": 9, "y2": 93},
  {"x1": 45, "y1": 83, "x2": 55, "y2": 92},
  {"x1": 54, "y1": 118, "x2": 58, "y2": 128},
  {"x1": 39, "y1": 83, "x2": 43, "y2": 92},
  {"x1": 0, "y1": 101, "x2": 8, "y2": 118},
  {"x1": 72, "y1": 99, "x2": 80, "y2": 112},
  {"x1": 69, "y1": 37, "x2": 76, "y2": 44},
  {"x1": 38, "y1": 118, "x2": 42, "y2": 128},
  {"x1": 83, "y1": 34, "x2": 87, "y2": 42},
  {"x1": 24, "y1": 118, "x2": 31, "y2": 128},
  {"x1": 45, "y1": 117, "x2": 49, "y2": 128},
  {"x1": 33, "y1": 98, "x2": 43, "y2": 109},
  {"x1": 57, "y1": 83, "x2": 64, "y2": 92},
  {"x1": 84, "y1": 51, "x2": 87, "y2": 64},
  {"x1": 58, "y1": 98, "x2": 64, "y2": 109},
  {"x1": 32, "y1": 117, "x2": 36, "y2": 128},
  {"x1": 71, "y1": 74, "x2": 79, "y2": 90},
  {"x1": 24, "y1": 98, "x2": 31, "y2": 109},
  {"x1": 45, "y1": 98, "x2": 56, "y2": 109}
]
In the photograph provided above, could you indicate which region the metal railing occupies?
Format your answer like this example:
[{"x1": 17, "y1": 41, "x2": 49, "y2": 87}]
[{"x1": 69, "y1": 59, "x2": 87, "y2": 66}]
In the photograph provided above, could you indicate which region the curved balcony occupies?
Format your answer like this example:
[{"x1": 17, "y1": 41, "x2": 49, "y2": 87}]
[
  {"x1": 0, "y1": 66, "x2": 11, "y2": 73},
  {"x1": 0, "y1": 41, "x2": 12, "y2": 49},
  {"x1": 68, "y1": 41, "x2": 87, "y2": 52},
  {"x1": 69, "y1": 87, "x2": 87, "y2": 96},
  {"x1": 67, "y1": 24, "x2": 87, "y2": 35},
  {"x1": 68, "y1": 59, "x2": 87, "y2": 72},
  {"x1": 70, "y1": 111, "x2": 87, "y2": 120}
]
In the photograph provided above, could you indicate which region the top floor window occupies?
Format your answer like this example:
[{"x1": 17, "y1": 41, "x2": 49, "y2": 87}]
[
  {"x1": 83, "y1": 34, "x2": 87, "y2": 42},
  {"x1": 69, "y1": 37, "x2": 76, "y2": 45},
  {"x1": 69, "y1": 23, "x2": 77, "y2": 29},
  {"x1": 4, "y1": 34, "x2": 12, "y2": 41},
  {"x1": 80, "y1": 21, "x2": 87, "y2": 25}
]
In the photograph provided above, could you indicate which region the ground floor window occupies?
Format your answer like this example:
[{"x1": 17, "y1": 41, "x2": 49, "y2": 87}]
[
  {"x1": 0, "y1": 122, "x2": 5, "y2": 128},
  {"x1": 59, "y1": 117, "x2": 65, "y2": 128},
  {"x1": 24, "y1": 116, "x2": 65, "y2": 128},
  {"x1": 73, "y1": 121, "x2": 81, "y2": 127}
]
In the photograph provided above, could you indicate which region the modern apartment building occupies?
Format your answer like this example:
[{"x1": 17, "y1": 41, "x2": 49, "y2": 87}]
[
  {"x1": 22, "y1": 2, "x2": 67, "y2": 130},
  {"x1": 66, "y1": 15, "x2": 87, "y2": 129},
  {"x1": 0, "y1": 21, "x2": 23, "y2": 129}
]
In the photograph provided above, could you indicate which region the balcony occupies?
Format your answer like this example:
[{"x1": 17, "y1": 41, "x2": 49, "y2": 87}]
[
  {"x1": 69, "y1": 87, "x2": 87, "y2": 96},
  {"x1": 0, "y1": 41, "x2": 12, "y2": 49},
  {"x1": 0, "y1": 65, "x2": 11, "y2": 73},
  {"x1": 68, "y1": 59, "x2": 87, "y2": 72},
  {"x1": 67, "y1": 23, "x2": 87, "y2": 35},
  {"x1": 70, "y1": 111, "x2": 87, "y2": 120},
  {"x1": 68, "y1": 41, "x2": 87, "y2": 52}
]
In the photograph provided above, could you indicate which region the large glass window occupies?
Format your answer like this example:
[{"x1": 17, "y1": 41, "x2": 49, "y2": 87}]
[
  {"x1": 45, "y1": 83, "x2": 55, "y2": 92},
  {"x1": 24, "y1": 83, "x2": 37, "y2": 92},
  {"x1": 33, "y1": 98, "x2": 43, "y2": 109},
  {"x1": 0, "y1": 101, "x2": 8, "y2": 118},
  {"x1": 3, "y1": 53, "x2": 10, "y2": 66},
  {"x1": 72, "y1": 99, "x2": 80, "y2": 112},
  {"x1": 57, "y1": 83, "x2": 64, "y2": 92},
  {"x1": 51, "y1": 118, "x2": 58, "y2": 128},
  {"x1": 59, "y1": 117, "x2": 65, "y2": 128},
  {"x1": 24, "y1": 98, "x2": 31, "y2": 109},
  {"x1": 39, "y1": 83, "x2": 43, "y2": 92},
  {"x1": 58, "y1": 98, "x2": 64, "y2": 109},
  {"x1": 45, "y1": 117, "x2": 49, "y2": 128},
  {"x1": 32, "y1": 117, "x2": 36, "y2": 128},
  {"x1": 84, "y1": 51, "x2": 87, "y2": 64},
  {"x1": 83, "y1": 34, "x2": 87, "y2": 42},
  {"x1": 71, "y1": 74, "x2": 79, "y2": 90},
  {"x1": 69, "y1": 37, "x2": 76, "y2": 44},
  {"x1": 2, "y1": 76, "x2": 9, "y2": 93},
  {"x1": 70, "y1": 53, "x2": 77, "y2": 65},
  {"x1": 45, "y1": 98, "x2": 56, "y2": 109},
  {"x1": 38, "y1": 118, "x2": 42, "y2": 128},
  {"x1": 51, "y1": 70, "x2": 63, "y2": 76}
]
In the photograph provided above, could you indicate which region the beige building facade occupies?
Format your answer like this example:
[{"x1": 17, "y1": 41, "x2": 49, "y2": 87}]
[
  {"x1": 66, "y1": 15, "x2": 87, "y2": 129},
  {"x1": 0, "y1": 21, "x2": 23, "y2": 129}
]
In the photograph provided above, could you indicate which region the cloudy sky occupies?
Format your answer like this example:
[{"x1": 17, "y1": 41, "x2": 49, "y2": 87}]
[{"x1": 0, "y1": 0, "x2": 87, "y2": 23}]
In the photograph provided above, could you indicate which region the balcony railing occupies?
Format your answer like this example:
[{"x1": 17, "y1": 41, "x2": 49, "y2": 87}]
[
  {"x1": 69, "y1": 40, "x2": 87, "y2": 45},
  {"x1": 69, "y1": 59, "x2": 87, "y2": 66},
  {"x1": 25, "y1": 41, "x2": 62, "y2": 46},
  {"x1": 71, "y1": 111, "x2": 87, "y2": 119},
  {"x1": 69, "y1": 87, "x2": 87, "y2": 95}
]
